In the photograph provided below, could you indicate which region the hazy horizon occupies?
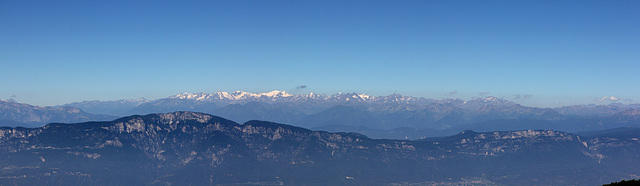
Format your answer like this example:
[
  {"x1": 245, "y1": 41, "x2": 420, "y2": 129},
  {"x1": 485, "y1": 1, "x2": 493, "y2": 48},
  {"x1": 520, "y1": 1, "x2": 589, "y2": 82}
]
[{"x1": 1, "y1": 89, "x2": 636, "y2": 109}]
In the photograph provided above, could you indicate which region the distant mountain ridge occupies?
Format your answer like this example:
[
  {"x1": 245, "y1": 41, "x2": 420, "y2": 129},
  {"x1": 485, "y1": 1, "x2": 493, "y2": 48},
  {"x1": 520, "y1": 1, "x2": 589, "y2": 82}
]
[
  {"x1": 2, "y1": 91, "x2": 639, "y2": 139},
  {"x1": 0, "y1": 99, "x2": 116, "y2": 127},
  {"x1": 63, "y1": 91, "x2": 564, "y2": 129},
  {"x1": 0, "y1": 111, "x2": 638, "y2": 185},
  {"x1": 63, "y1": 98, "x2": 149, "y2": 116},
  {"x1": 554, "y1": 103, "x2": 640, "y2": 117}
]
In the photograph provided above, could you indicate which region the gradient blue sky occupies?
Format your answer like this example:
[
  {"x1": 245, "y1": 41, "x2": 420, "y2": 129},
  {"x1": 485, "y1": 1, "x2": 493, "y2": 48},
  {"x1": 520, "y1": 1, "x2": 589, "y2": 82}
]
[{"x1": 1, "y1": 0, "x2": 639, "y2": 107}]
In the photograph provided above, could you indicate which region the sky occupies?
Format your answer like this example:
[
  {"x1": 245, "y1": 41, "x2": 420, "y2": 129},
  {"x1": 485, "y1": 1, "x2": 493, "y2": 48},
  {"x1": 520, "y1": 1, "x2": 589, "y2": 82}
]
[{"x1": 1, "y1": 0, "x2": 639, "y2": 107}]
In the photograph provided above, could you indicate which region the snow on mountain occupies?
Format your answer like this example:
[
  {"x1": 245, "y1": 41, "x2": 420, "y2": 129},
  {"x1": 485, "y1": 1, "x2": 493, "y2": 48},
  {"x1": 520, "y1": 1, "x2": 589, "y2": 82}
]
[
  {"x1": 162, "y1": 91, "x2": 505, "y2": 106},
  {"x1": 170, "y1": 90, "x2": 296, "y2": 101},
  {"x1": 260, "y1": 90, "x2": 293, "y2": 97},
  {"x1": 464, "y1": 96, "x2": 516, "y2": 106},
  {"x1": 170, "y1": 92, "x2": 213, "y2": 100},
  {"x1": 171, "y1": 91, "x2": 296, "y2": 102},
  {"x1": 328, "y1": 92, "x2": 371, "y2": 102}
]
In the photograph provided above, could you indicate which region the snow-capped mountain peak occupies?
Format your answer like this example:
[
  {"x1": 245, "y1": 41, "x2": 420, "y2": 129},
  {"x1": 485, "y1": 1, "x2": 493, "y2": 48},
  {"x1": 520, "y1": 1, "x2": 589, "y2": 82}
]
[
  {"x1": 483, "y1": 96, "x2": 499, "y2": 102},
  {"x1": 463, "y1": 96, "x2": 516, "y2": 107},
  {"x1": 170, "y1": 92, "x2": 211, "y2": 101},
  {"x1": 213, "y1": 92, "x2": 233, "y2": 100},
  {"x1": 259, "y1": 90, "x2": 292, "y2": 98},
  {"x1": 169, "y1": 90, "x2": 296, "y2": 101},
  {"x1": 357, "y1": 94, "x2": 372, "y2": 100},
  {"x1": 162, "y1": 91, "x2": 524, "y2": 107},
  {"x1": 226, "y1": 91, "x2": 250, "y2": 100}
]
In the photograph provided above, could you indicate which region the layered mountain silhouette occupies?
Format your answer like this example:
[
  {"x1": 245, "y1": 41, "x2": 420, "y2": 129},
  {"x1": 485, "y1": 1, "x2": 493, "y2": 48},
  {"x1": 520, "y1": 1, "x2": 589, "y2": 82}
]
[
  {"x1": 3, "y1": 91, "x2": 640, "y2": 140},
  {"x1": 0, "y1": 111, "x2": 638, "y2": 185},
  {"x1": 0, "y1": 100, "x2": 116, "y2": 127}
]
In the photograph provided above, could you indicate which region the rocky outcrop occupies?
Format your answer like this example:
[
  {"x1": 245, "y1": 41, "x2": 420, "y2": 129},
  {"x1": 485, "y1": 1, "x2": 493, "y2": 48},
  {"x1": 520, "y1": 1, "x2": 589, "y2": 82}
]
[{"x1": 0, "y1": 112, "x2": 638, "y2": 185}]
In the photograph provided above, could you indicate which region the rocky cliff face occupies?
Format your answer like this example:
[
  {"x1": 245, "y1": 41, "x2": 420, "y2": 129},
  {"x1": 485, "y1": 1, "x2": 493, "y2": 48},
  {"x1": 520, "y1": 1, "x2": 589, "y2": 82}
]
[{"x1": 0, "y1": 111, "x2": 638, "y2": 185}]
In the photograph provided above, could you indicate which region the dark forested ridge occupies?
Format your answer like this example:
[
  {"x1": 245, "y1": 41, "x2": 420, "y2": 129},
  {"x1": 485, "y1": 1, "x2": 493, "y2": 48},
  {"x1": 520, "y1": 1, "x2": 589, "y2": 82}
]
[
  {"x1": 604, "y1": 179, "x2": 640, "y2": 186},
  {"x1": 0, "y1": 111, "x2": 639, "y2": 185}
]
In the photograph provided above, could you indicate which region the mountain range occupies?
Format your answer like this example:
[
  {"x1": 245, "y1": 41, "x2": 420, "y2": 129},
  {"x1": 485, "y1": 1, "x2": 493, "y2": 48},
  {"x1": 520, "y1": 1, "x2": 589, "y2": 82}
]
[
  {"x1": 2, "y1": 91, "x2": 640, "y2": 139},
  {"x1": 0, "y1": 99, "x2": 116, "y2": 127},
  {"x1": 0, "y1": 111, "x2": 638, "y2": 185}
]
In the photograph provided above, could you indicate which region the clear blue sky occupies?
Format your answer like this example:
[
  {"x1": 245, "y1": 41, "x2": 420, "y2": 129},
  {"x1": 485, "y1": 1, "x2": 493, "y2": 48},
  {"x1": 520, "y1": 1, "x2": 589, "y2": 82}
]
[{"x1": 1, "y1": 0, "x2": 638, "y2": 107}]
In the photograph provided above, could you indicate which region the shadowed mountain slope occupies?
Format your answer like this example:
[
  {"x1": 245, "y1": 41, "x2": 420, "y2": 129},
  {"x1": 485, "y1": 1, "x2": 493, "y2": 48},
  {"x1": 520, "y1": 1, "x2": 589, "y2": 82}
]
[{"x1": 0, "y1": 112, "x2": 638, "y2": 185}]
